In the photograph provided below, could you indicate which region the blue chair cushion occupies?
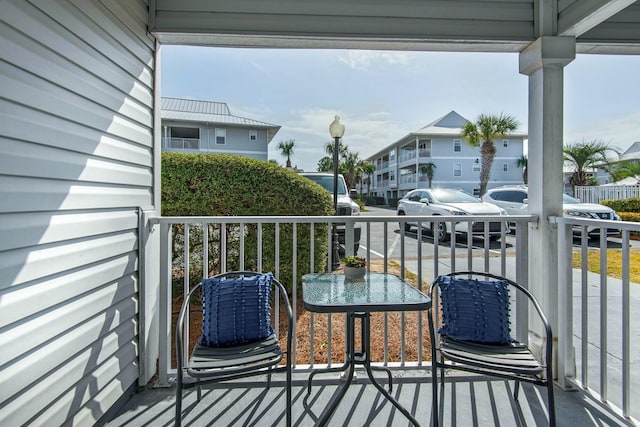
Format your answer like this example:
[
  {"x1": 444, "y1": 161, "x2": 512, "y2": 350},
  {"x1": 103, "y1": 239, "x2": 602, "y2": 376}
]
[
  {"x1": 199, "y1": 273, "x2": 275, "y2": 347},
  {"x1": 437, "y1": 275, "x2": 513, "y2": 344}
]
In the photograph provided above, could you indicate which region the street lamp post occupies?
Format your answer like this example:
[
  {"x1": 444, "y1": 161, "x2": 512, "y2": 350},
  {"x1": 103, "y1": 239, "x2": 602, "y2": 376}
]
[{"x1": 329, "y1": 116, "x2": 345, "y2": 271}]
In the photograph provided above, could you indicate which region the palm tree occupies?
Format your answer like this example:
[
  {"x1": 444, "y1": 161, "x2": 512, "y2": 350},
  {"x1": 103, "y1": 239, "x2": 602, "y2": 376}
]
[
  {"x1": 563, "y1": 140, "x2": 618, "y2": 191},
  {"x1": 341, "y1": 151, "x2": 361, "y2": 190},
  {"x1": 602, "y1": 159, "x2": 640, "y2": 183},
  {"x1": 316, "y1": 156, "x2": 333, "y2": 172},
  {"x1": 277, "y1": 139, "x2": 295, "y2": 168},
  {"x1": 462, "y1": 113, "x2": 519, "y2": 196},
  {"x1": 360, "y1": 162, "x2": 376, "y2": 195},
  {"x1": 325, "y1": 140, "x2": 349, "y2": 158},
  {"x1": 420, "y1": 162, "x2": 437, "y2": 188},
  {"x1": 516, "y1": 155, "x2": 528, "y2": 184}
]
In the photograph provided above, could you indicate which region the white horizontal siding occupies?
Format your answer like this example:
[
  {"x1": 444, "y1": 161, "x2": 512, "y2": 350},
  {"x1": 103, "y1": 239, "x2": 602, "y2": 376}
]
[{"x1": 0, "y1": 0, "x2": 154, "y2": 425}]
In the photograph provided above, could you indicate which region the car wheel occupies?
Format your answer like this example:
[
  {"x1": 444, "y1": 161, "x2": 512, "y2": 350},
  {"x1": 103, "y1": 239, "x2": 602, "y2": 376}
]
[
  {"x1": 432, "y1": 220, "x2": 449, "y2": 242},
  {"x1": 398, "y1": 211, "x2": 411, "y2": 233}
]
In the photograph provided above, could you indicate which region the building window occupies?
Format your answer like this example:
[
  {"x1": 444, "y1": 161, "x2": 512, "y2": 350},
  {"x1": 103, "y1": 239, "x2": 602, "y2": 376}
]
[
  {"x1": 215, "y1": 128, "x2": 226, "y2": 145},
  {"x1": 503, "y1": 163, "x2": 509, "y2": 172},
  {"x1": 473, "y1": 158, "x2": 481, "y2": 172},
  {"x1": 503, "y1": 139, "x2": 509, "y2": 148},
  {"x1": 454, "y1": 163, "x2": 462, "y2": 176},
  {"x1": 249, "y1": 130, "x2": 257, "y2": 141},
  {"x1": 419, "y1": 139, "x2": 431, "y2": 157},
  {"x1": 453, "y1": 139, "x2": 461, "y2": 152}
]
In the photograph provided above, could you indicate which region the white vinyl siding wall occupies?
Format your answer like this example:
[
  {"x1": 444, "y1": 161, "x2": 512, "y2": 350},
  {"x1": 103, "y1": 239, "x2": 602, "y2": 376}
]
[{"x1": 0, "y1": 0, "x2": 154, "y2": 425}]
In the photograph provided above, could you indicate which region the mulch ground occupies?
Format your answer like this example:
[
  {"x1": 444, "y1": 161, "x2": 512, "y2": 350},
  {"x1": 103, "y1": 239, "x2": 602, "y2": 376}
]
[{"x1": 171, "y1": 260, "x2": 432, "y2": 368}]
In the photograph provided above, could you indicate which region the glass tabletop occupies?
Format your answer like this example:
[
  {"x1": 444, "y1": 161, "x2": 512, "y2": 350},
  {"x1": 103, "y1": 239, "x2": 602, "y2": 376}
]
[{"x1": 302, "y1": 273, "x2": 431, "y2": 313}]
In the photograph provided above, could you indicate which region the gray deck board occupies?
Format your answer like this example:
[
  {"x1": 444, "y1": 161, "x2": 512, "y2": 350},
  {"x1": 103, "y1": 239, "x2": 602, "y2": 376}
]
[{"x1": 107, "y1": 369, "x2": 634, "y2": 426}]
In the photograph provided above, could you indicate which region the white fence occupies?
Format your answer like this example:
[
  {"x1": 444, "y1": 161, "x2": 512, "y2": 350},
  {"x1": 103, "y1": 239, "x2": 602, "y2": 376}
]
[{"x1": 575, "y1": 185, "x2": 640, "y2": 204}]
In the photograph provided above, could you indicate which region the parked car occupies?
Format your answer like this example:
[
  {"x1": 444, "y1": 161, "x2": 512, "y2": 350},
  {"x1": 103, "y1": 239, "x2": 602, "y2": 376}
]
[
  {"x1": 300, "y1": 172, "x2": 361, "y2": 254},
  {"x1": 396, "y1": 188, "x2": 508, "y2": 241},
  {"x1": 482, "y1": 185, "x2": 621, "y2": 237}
]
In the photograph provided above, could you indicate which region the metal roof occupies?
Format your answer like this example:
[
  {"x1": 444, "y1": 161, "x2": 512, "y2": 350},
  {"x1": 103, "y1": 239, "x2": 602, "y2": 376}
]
[{"x1": 161, "y1": 97, "x2": 281, "y2": 142}]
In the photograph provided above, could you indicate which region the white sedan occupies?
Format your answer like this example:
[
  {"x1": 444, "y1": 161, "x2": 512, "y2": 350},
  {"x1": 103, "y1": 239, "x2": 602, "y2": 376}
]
[{"x1": 396, "y1": 188, "x2": 508, "y2": 242}]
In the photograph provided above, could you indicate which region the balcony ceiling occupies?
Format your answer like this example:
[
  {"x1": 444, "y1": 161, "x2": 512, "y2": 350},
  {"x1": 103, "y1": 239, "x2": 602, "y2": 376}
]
[{"x1": 150, "y1": 0, "x2": 640, "y2": 54}]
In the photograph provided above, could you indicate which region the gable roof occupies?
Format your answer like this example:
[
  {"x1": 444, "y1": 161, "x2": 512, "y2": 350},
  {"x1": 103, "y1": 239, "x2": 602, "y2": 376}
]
[
  {"x1": 161, "y1": 97, "x2": 281, "y2": 143},
  {"x1": 415, "y1": 111, "x2": 471, "y2": 135}
]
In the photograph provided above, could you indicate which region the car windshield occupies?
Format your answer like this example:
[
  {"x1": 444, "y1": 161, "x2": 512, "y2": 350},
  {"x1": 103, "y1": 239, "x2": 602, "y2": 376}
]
[
  {"x1": 430, "y1": 189, "x2": 480, "y2": 203},
  {"x1": 562, "y1": 194, "x2": 581, "y2": 204},
  {"x1": 305, "y1": 175, "x2": 346, "y2": 195}
]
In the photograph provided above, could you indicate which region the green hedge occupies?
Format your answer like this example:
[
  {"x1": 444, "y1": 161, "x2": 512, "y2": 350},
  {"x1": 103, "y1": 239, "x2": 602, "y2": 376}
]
[
  {"x1": 162, "y1": 152, "x2": 333, "y2": 293},
  {"x1": 618, "y1": 212, "x2": 640, "y2": 222},
  {"x1": 601, "y1": 198, "x2": 640, "y2": 213}
]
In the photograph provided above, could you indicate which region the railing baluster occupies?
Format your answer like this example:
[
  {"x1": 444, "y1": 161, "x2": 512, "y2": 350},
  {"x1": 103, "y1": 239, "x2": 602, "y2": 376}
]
[
  {"x1": 292, "y1": 223, "x2": 297, "y2": 367},
  {"x1": 309, "y1": 222, "x2": 314, "y2": 367},
  {"x1": 183, "y1": 223, "x2": 190, "y2": 365},
  {"x1": 599, "y1": 228, "x2": 608, "y2": 401},
  {"x1": 622, "y1": 230, "x2": 630, "y2": 417},
  {"x1": 581, "y1": 226, "x2": 589, "y2": 388}
]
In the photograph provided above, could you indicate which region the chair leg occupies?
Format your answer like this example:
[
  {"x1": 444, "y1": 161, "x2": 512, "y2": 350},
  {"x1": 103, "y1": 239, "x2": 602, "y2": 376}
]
[
  {"x1": 432, "y1": 362, "x2": 439, "y2": 427},
  {"x1": 175, "y1": 373, "x2": 183, "y2": 427},
  {"x1": 286, "y1": 358, "x2": 292, "y2": 427},
  {"x1": 547, "y1": 380, "x2": 556, "y2": 427},
  {"x1": 513, "y1": 380, "x2": 520, "y2": 400}
]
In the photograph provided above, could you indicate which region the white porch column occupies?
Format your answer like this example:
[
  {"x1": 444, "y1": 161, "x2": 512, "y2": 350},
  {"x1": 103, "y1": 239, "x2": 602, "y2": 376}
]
[{"x1": 519, "y1": 37, "x2": 575, "y2": 377}]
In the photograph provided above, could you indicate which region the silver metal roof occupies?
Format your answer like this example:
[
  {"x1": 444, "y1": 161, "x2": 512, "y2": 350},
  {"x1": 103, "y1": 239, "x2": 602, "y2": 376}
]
[{"x1": 161, "y1": 97, "x2": 281, "y2": 142}]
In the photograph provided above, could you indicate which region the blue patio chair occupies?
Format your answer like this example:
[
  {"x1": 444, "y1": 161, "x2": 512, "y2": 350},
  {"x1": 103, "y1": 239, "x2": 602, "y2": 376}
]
[
  {"x1": 175, "y1": 271, "x2": 293, "y2": 427},
  {"x1": 428, "y1": 271, "x2": 555, "y2": 427}
]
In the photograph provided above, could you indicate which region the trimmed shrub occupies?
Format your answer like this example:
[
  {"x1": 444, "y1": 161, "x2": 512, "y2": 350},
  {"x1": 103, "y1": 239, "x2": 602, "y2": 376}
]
[
  {"x1": 162, "y1": 152, "x2": 332, "y2": 293},
  {"x1": 601, "y1": 198, "x2": 640, "y2": 213},
  {"x1": 618, "y1": 212, "x2": 640, "y2": 223}
]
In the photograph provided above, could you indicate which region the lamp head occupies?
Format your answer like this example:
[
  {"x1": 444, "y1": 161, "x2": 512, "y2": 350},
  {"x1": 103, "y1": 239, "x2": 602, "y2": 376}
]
[{"x1": 329, "y1": 115, "x2": 345, "y2": 139}]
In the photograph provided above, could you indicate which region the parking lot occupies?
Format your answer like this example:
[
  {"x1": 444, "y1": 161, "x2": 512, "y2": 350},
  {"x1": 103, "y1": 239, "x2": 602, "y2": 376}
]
[{"x1": 358, "y1": 205, "x2": 634, "y2": 263}]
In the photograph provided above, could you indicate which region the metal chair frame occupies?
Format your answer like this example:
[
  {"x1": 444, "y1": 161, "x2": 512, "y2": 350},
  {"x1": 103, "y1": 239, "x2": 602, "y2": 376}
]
[
  {"x1": 175, "y1": 271, "x2": 293, "y2": 427},
  {"x1": 428, "y1": 271, "x2": 556, "y2": 427}
]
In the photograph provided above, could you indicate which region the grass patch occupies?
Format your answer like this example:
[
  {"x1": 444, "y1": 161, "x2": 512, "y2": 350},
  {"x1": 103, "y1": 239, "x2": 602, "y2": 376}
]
[{"x1": 572, "y1": 248, "x2": 640, "y2": 283}]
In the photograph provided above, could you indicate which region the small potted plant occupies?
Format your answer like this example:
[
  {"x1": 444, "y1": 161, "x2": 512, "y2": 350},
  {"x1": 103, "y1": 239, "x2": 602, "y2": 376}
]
[{"x1": 343, "y1": 256, "x2": 367, "y2": 280}]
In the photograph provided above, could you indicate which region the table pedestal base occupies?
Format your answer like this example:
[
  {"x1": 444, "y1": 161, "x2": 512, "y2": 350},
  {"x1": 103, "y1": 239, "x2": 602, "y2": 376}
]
[{"x1": 306, "y1": 312, "x2": 420, "y2": 426}]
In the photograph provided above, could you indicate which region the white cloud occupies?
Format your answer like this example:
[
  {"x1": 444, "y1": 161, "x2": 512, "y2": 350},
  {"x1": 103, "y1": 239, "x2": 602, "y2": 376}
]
[{"x1": 338, "y1": 51, "x2": 413, "y2": 70}]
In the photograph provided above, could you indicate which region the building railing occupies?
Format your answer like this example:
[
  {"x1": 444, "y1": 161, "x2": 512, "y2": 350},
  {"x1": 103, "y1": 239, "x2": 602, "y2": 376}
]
[
  {"x1": 399, "y1": 151, "x2": 416, "y2": 162},
  {"x1": 574, "y1": 185, "x2": 640, "y2": 204},
  {"x1": 554, "y1": 215, "x2": 640, "y2": 420},
  {"x1": 399, "y1": 174, "x2": 416, "y2": 184},
  {"x1": 152, "y1": 213, "x2": 639, "y2": 422},
  {"x1": 163, "y1": 137, "x2": 200, "y2": 150}
]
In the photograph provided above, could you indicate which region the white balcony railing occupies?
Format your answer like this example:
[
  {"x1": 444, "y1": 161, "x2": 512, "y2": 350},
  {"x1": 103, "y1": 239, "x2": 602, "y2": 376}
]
[
  {"x1": 152, "y1": 213, "x2": 640, "y2": 422},
  {"x1": 163, "y1": 137, "x2": 200, "y2": 150}
]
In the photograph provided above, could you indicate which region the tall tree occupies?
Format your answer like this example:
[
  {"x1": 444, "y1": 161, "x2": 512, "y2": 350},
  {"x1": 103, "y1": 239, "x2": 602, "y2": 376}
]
[
  {"x1": 316, "y1": 156, "x2": 333, "y2": 172},
  {"x1": 420, "y1": 162, "x2": 437, "y2": 188},
  {"x1": 604, "y1": 159, "x2": 640, "y2": 183},
  {"x1": 277, "y1": 139, "x2": 295, "y2": 168},
  {"x1": 564, "y1": 140, "x2": 618, "y2": 191},
  {"x1": 341, "y1": 151, "x2": 361, "y2": 190},
  {"x1": 325, "y1": 140, "x2": 349, "y2": 158},
  {"x1": 516, "y1": 155, "x2": 528, "y2": 184},
  {"x1": 360, "y1": 162, "x2": 376, "y2": 195},
  {"x1": 461, "y1": 113, "x2": 519, "y2": 196}
]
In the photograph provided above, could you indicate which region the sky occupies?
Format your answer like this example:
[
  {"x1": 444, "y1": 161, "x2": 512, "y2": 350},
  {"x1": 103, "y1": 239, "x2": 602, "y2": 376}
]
[{"x1": 161, "y1": 46, "x2": 639, "y2": 172}]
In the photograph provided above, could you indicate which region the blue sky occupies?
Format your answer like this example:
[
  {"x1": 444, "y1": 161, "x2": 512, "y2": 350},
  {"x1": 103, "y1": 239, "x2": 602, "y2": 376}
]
[{"x1": 162, "y1": 46, "x2": 639, "y2": 172}]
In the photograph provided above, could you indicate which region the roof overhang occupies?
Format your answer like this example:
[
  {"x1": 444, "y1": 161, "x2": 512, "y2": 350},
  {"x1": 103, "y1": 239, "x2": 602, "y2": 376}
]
[{"x1": 149, "y1": 0, "x2": 640, "y2": 54}]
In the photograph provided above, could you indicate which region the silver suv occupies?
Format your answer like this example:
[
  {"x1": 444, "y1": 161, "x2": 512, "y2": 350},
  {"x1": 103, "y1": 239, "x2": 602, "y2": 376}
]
[
  {"x1": 482, "y1": 186, "x2": 620, "y2": 237},
  {"x1": 300, "y1": 172, "x2": 361, "y2": 254}
]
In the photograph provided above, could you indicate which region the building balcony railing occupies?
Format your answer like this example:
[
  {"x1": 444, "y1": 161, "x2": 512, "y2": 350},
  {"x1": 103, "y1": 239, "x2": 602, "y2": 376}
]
[
  {"x1": 163, "y1": 137, "x2": 200, "y2": 150},
  {"x1": 399, "y1": 174, "x2": 416, "y2": 184}
]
